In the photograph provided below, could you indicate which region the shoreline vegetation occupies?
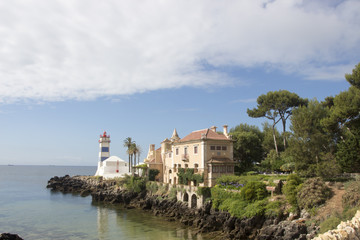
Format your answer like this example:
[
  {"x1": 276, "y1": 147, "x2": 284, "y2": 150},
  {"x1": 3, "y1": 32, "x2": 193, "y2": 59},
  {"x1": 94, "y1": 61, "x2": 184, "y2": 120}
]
[{"x1": 46, "y1": 173, "x2": 360, "y2": 240}]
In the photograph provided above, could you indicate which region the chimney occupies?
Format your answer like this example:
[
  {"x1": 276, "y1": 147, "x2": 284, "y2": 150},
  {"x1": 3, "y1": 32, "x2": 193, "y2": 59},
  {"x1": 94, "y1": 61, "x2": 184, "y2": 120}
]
[
  {"x1": 223, "y1": 125, "x2": 229, "y2": 138},
  {"x1": 210, "y1": 126, "x2": 217, "y2": 132}
]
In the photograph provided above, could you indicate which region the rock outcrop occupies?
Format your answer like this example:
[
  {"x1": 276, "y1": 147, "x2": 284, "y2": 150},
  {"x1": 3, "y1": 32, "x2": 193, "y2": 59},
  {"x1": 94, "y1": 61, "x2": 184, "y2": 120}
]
[
  {"x1": 313, "y1": 210, "x2": 360, "y2": 240},
  {"x1": 47, "y1": 175, "x2": 316, "y2": 240},
  {"x1": 0, "y1": 233, "x2": 23, "y2": 240}
]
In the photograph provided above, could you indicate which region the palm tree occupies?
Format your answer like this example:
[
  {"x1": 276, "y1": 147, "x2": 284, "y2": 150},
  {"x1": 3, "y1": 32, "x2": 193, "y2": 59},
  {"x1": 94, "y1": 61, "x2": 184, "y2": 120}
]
[
  {"x1": 123, "y1": 137, "x2": 134, "y2": 173},
  {"x1": 132, "y1": 144, "x2": 142, "y2": 175},
  {"x1": 136, "y1": 145, "x2": 142, "y2": 167},
  {"x1": 131, "y1": 143, "x2": 137, "y2": 176}
]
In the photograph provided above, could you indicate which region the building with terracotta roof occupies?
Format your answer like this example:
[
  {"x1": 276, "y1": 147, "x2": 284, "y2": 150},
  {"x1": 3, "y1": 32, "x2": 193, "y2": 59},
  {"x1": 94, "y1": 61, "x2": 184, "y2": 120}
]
[{"x1": 144, "y1": 125, "x2": 235, "y2": 187}]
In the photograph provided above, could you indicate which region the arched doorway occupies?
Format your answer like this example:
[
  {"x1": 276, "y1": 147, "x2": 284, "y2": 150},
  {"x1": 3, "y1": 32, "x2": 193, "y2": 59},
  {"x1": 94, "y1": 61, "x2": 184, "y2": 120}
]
[
  {"x1": 191, "y1": 194, "x2": 197, "y2": 208},
  {"x1": 183, "y1": 192, "x2": 189, "y2": 202}
]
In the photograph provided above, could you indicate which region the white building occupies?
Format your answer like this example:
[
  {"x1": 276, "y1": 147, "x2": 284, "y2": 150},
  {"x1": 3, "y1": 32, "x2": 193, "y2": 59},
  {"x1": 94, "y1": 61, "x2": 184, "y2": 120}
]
[{"x1": 95, "y1": 131, "x2": 130, "y2": 179}]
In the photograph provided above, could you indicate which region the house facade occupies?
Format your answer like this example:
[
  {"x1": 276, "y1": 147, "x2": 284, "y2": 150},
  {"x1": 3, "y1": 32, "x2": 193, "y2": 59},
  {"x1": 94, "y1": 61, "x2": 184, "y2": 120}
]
[{"x1": 145, "y1": 125, "x2": 235, "y2": 187}]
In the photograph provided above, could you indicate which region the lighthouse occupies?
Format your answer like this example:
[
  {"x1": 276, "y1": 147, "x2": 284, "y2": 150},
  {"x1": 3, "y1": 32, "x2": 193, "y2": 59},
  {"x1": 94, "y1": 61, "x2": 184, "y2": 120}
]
[
  {"x1": 99, "y1": 131, "x2": 110, "y2": 162},
  {"x1": 95, "y1": 131, "x2": 130, "y2": 179}
]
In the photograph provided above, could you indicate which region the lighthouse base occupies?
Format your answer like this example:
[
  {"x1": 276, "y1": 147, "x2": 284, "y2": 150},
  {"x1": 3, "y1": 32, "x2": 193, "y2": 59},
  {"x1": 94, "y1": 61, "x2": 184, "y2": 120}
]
[{"x1": 95, "y1": 156, "x2": 130, "y2": 179}]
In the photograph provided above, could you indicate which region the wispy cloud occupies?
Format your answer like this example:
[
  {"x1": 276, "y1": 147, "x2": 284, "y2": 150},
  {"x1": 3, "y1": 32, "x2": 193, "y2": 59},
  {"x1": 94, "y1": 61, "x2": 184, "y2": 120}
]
[{"x1": 0, "y1": 0, "x2": 359, "y2": 103}]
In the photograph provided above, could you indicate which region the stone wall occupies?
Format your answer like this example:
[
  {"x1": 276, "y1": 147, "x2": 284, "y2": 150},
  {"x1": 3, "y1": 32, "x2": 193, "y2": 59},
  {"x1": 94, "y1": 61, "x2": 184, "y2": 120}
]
[{"x1": 312, "y1": 210, "x2": 360, "y2": 240}]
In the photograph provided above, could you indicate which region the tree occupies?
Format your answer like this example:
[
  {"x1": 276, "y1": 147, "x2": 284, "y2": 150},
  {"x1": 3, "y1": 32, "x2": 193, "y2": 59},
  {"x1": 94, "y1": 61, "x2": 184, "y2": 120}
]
[
  {"x1": 345, "y1": 63, "x2": 360, "y2": 89},
  {"x1": 262, "y1": 122, "x2": 283, "y2": 154},
  {"x1": 322, "y1": 63, "x2": 360, "y2": 136},
  {"x1": 247, "y1": 90, "x2": 307, "y2": 154},
  {"x1": 132, "y1": 143, "x2": 142, "y2": 175},
  {"x1": 124, "y1": 137, "x2": 135, "y2": 173},
  {"x1": 336, "y1": 132, "x2": 360, "y2": 173},
  {"x1": 230, "y1": 124, "x2": 264, "y2": 173},
  {"x1": 289, "y1": 100, "x2": 335, "y2": 176},
  {"x1": 321, "y1": 63, "x2": 360, "y2": 173}
]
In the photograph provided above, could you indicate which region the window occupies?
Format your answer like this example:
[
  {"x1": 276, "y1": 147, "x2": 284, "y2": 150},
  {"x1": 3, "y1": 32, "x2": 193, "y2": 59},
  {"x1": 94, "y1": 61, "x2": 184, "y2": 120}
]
[
  {"x1": 178, "y1": 164, "x2": 181, "y2": 168},
  {"x1": 216, "y1": 146, "x2": 221, "y2": 150},
  {"x1": 101, "y1": 147, "x2": 109, "y2": 152},
  {"x1": 227, "y1": 166, "x2": 233, "y2": 173},
  {"x1": 184, "y1": 147, "x2": 188, "y2": 155},
  {"x1": 185, "y1": 164, "x2": 188, "y2": 168},
  {"x1": 222, "y1": 146, "x2": 227, "y2": 151},
  {"x1": 210, "y1": 146, "x2": 215, "y2": 150},
  {"x1": 194, "y1": 146, "x2": 198, "y2": 154},
  {"x1": 176, "y1": 148, "x2": 179, "y2": 155},
  {"x1": 169, "y1": 152, "x2": 172, "y2": 158},
  {"x1": 212, "y1": 166, "x2": 219, "y2": 173},
  {"x1": 194, "y1": 163, "x2": 198, "y2": 168},
  {"x1": 220, "y1": 166, "x2": 226, "y2": 173}
]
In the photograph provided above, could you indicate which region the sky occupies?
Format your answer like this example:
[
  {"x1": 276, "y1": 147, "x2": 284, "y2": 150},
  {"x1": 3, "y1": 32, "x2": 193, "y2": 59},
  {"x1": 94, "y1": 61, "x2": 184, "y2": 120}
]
[{"x1": 0, "y1": 0, "x2": 359, "y2": 166}]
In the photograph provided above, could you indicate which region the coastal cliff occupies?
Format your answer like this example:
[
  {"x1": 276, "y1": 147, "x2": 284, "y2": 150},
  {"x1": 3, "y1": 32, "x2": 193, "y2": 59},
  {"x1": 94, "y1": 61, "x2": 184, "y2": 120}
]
[{"x1": 47, "y1": 175, "x2": 318, "y2": 240}]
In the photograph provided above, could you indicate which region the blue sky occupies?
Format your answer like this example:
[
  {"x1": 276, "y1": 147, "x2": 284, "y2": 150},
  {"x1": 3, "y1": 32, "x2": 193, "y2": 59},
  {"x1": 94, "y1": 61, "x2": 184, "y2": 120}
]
[{"x1": 0, "y1": 0, "x2": 359, "y2": 166}]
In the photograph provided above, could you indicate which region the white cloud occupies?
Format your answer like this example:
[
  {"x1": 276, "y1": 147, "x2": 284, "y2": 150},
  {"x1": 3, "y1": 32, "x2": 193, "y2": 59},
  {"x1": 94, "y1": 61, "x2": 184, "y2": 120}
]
[{"x1": 0, "y1": 0, "x2": 359, "y2": 103}]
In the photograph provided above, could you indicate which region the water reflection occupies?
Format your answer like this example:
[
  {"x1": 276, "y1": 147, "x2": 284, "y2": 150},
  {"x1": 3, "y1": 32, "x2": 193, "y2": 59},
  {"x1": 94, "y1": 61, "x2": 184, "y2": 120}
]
[
  {"x1": 97, "y1": 207, "x2": 109, "y2": 240},
  {"x1": 93, "y1": 202, "x2": 208, "y2": 240}
]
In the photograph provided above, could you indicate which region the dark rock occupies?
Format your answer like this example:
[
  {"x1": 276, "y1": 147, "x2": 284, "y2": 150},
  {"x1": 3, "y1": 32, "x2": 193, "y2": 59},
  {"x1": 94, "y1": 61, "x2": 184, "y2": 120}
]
[{"x1": 0, "y1": 233, "x2": 23, "y2": 240}]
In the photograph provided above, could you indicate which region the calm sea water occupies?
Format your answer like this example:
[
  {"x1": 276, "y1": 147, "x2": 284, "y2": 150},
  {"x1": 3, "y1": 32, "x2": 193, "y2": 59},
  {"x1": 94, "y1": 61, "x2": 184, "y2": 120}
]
[{"x1": 0, "y1": 165, "x2": 207, "y2": 240}]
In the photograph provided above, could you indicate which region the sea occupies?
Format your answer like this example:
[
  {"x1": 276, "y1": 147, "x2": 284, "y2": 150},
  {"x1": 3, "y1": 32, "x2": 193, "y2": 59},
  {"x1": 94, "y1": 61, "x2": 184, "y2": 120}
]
[{"x1": 0, "y1": 165, "x2": 208, "y2": 240}]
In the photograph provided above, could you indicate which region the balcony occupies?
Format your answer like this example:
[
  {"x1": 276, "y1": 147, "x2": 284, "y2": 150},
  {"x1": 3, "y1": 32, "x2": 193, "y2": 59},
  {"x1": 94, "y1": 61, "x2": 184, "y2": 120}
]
[{"x1": 181, "y1": 154, "x2": 189, "y2": 162}]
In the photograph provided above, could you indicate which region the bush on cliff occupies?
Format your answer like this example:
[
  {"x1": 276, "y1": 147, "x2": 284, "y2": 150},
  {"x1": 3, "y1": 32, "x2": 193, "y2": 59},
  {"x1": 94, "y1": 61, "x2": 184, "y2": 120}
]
[
  {"x1": 215, "y1": 174, "x2": 287, "y2": 190},
  {"x1": 125, "y1": 176, "x2": 146, "y2": 193},
  {"x1": 342, "y1": 181, "x2": 360, "y2": 208},
  {"x1": 211, "y1": 180, "x2": 282, "y2": 219},
  {"x1": 149, "y1": 169, "x2": 160, "y2": 181},
  {"x1": 297, "y1": 177, "x2": 332, "y2": 210},
  {"x1": 283, "y1": 174, "x2": 303, "y2": 208},
  {"x1": 239, "y1": 181, "x2": 268, "y2": 202},
  {"x1": 319, "y1": 215, "x2": 341, "y2": 233}
]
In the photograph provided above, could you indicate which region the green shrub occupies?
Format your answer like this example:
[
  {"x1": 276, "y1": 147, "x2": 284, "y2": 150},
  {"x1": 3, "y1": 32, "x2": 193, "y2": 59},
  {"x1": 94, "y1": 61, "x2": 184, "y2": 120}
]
[
  {"x1": 196, "y1": 187, "x2": 211, "y2": 198},
  {"x1": 242, "y1": 199, "x2": 268, "y2": 218},
  {"x1": 149, "y1": 169, "x2": 160, "y2": 181},
  {"x1": 342, "y1": 206, "x2": 360, "y2": 220},
  {"x1": 342, "y1": 181, "x2": 360, "y2": 208},
  {"x1": 319, "y1": 216, "x2": 341, "y2": 233},
  {"x1": 125, "y1": 176, "x2": 146, "y2": 193},
  {"x1": 211, "y1": 185, "x2": 242, "y2": 209},
  {"x1": 146, "y1": 181, "x2": 159, "y2": 193},
  {"x1": 265, "y1": 200, "x2": 284, "y2": 217},
  {"x1": 239, "y1": 181, "x2": 267, "y2": 202},
  {"x1": 283, "y1": 174, "x2": 303, "y2": 207},
  {"x1": 297, "y1": 177, "x2": 332, "y2": 210},
  {"x1": 168, "y1": 187, "x2": 177, "y2": 200}
]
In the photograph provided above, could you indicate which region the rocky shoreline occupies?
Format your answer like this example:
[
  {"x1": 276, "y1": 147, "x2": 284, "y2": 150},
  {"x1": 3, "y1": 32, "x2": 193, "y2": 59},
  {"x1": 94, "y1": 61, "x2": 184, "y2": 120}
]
[{"x1": 47, "y1": 175, "x2": 318, "y2": 240}]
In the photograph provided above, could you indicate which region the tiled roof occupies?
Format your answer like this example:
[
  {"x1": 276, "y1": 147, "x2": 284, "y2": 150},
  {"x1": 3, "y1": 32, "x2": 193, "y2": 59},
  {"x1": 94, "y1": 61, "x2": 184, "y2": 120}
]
[{"x1": 180, "y1": 129, "x2": 229, "y2": 142}]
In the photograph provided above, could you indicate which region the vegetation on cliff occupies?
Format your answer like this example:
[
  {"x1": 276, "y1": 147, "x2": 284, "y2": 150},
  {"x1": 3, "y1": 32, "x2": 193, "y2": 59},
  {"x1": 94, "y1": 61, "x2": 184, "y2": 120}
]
[{"x1": 231, "y1": 63, "x2": 360, "y2": 177}]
